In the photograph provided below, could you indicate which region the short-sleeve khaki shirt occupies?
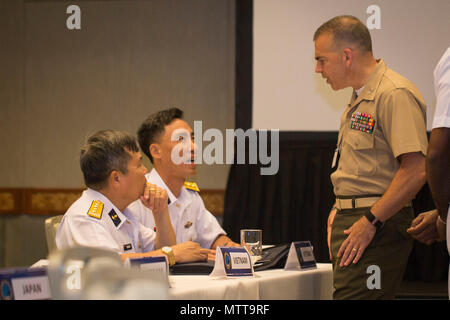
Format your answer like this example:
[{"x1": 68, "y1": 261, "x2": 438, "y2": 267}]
[{"x1": 331, "y1": 59, "x2": 428, "y2": 196}]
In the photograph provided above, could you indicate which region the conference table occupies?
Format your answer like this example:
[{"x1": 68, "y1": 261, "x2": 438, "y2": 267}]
[
  {"x1": 168, "y1": 263, "x2": 333, "y2": 300},
  {"x1": 30, "y1": 252, "x2": 333, "y2": 300}
]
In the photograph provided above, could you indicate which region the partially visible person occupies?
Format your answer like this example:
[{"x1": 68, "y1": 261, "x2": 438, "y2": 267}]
[
  {"x1": 407, "y1": 46, "x2": 449, "y2": 295},
  {"x1": 56, "y1": 129, "x2": 210, "y2": 264},
  {"x1": 314, "y1": 16, "x2": 428, "y2": 299},
  {"x1": 134, "y1": 108, "x2": 239, "y2": 259},
  {"x1": 407, "y1": 209, "x2": 443, "y2": 245}
]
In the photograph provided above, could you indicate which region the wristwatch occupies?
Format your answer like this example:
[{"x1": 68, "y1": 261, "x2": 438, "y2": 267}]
[
  {"x1": 161, "y1": 246, "x2": 176, "y2": 266},
  {"x1": 364, "y1": 209, "x2": 384, "y2": 231}
]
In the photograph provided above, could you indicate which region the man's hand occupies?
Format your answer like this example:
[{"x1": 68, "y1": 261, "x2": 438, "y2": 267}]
[
  {"x1": 209, "y1": 235, "x2": 240, "y2": 261},
  {"x1": 141, "y1": 183, "x2": 176, "y2": 248},
  {"x1": 407, "y1": 209, "x2": 440, "y2": 245},
  {"x1": 327, "y1": 207, "x2": 337, "y2": 260},
  {"x1": 339, "y1": 151, "x2": 425, "y2": 266},
  {"x1": 211, "y1": 235, "x2": 240, "y2": 250},
  {"x1": 171, "y1": 241, "x2": 214, "y2": 263},
  {"x1": 337, "y1": 217, "x2": 376, "y2": 267},
  {"x1": 140, "y1": 183, "x2": 169, "y2": 217}
]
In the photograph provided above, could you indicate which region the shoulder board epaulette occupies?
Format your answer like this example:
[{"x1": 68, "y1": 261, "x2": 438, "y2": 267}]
[
  {"x1": 184, "y1": 181, "x2": 200, "y2": 192},
  {"x1": 87, "y1": 200, "x2": 104, "y2": 219}
]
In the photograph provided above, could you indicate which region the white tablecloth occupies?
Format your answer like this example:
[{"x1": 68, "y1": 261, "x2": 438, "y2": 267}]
[{"x1": 168, "y1": 263, "x2": 333, "y2": 300}]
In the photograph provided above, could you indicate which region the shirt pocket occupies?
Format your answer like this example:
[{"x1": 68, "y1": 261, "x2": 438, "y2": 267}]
[{"x1": 344, "y1": 130, "x2": 377, "y2": 176}]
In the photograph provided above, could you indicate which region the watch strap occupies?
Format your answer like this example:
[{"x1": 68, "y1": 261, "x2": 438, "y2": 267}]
[
  {"x1": 364, "y1": 209, "x2": 384, "y2": 231},
  {"x1": 162, "y1": 246, "x2": 176, "y2": 266}
]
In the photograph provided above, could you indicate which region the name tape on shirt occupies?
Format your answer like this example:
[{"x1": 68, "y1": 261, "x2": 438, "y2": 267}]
[
  {"x1": 209, "y1": 247, "x2": 254, "y2": 278},
  {"x1": 284, "y1": 241, "x2": 317, "y2": 271}
]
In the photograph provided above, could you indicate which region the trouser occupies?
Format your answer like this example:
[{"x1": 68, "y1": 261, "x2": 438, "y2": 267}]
[{"x1": 330, "y1": 206, "x2": 414, "y2": 300}]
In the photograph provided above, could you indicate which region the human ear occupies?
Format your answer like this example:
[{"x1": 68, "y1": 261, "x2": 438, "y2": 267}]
[
  {"x1": 109, "y1": 170, "x2": 121, "y2": 186},
  {"x1": 150, "y1": 144, "x2": 161, "y2": 160},
  {"x1": 343, "y1": 48, "x2": 353, "y2": 65}
]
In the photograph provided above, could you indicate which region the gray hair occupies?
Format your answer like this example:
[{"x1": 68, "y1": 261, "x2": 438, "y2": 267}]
[
  {"x1": 313, "y1": 15, "x2": 373, "y2": 53},
  {"x1": 80, "y1": 129, "x2": 139, "y2": 190}
]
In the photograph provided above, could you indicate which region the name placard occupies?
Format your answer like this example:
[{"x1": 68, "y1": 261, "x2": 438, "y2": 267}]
[
  {"x1": 284, "y1": 241, "x2": 317, "y2": 271},
  {"x1": 126, "y1": 255, "x2": 169, "y2": 274},
  {"x1": 124, "y1": 255, "x2": 171, "y2": 287},
  {"x1": 209, "y1": 247, "x2": 254, "y2": 278},
  {"x1": 0, "y1": 267, "x2": 51, "y2": 300}
]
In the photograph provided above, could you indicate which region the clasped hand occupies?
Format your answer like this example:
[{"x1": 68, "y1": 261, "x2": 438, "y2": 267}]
[
  {"x1": 140, "y1": 183, "x2": 169, "y2": 216},
  {"x1": 407, "y1": 209, "x2": 446, "y2": 244}
]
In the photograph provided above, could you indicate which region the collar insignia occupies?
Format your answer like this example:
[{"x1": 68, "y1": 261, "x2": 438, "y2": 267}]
[{"x1": 108, "y1": 209, "x2": 121, "y2": 227}]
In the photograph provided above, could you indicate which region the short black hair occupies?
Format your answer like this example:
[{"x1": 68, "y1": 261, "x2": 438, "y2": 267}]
[
  {"x1": 137, "y1": 108, "x2": 184, "y2": 163},
  {"x1": 80, "y1": 129, "x2": 139, "y2": 190},
  {"x1": 313, "y1": 15, "x2": 373, "y2": 53}
]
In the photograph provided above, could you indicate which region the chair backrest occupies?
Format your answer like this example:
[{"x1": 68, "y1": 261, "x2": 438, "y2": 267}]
[{"x1": 45, "y1": 215, "x2": 64, "y2": 254}]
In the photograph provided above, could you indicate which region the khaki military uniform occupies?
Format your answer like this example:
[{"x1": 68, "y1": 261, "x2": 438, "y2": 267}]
[{"x1": 330, "y1": 60, "x2": 428, "y2": 299}]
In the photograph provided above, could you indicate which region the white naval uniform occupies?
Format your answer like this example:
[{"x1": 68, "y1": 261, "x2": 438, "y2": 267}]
[
  {"x1": 56, "y1": 188, "x2": 156, "y2": 254},
  {"x1": 132, "y1": 169, "x2": 226, "y2": 249},
  {"x1": 433, "y1": 46, "x2": 450, "y2": 296}
]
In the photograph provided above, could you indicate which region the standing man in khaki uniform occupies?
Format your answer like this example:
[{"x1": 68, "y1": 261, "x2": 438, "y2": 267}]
[{"x1": 314, "y1": 15, "x2": 428, "y2": 299}]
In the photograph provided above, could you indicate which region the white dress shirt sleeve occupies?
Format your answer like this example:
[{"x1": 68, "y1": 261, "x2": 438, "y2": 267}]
[
  {"x1": 56, "y1": 215, "x2": 122, "y2": 253},
  {"x1": 138, "y1": 223, "x2": 157, "y2": 252},
  {"x1": 125, "y1": 200, "x2": 157, "y2": 252},
  {"x1": 433, "y1": 47, "x2": 450, "y2": 129},
  {"x1": 193, "y1": 193, "x2": 226, "y2": 249}
]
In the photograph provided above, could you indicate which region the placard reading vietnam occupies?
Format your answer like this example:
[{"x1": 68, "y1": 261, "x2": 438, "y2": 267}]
[
  {"x1": 209, "y1": 247, "x2": 254, "y2": 278},
  {"x1": 284, "y1": 241, "x2": 317, "y2": 271}
]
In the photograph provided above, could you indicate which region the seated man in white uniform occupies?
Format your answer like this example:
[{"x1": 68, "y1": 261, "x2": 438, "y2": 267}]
[
  {"x1": 56, "y1": 129, "x2": 211, "y2": 263},
  {"x1": 134, "y1": 108, "x2": 239, "y2": 256}
]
